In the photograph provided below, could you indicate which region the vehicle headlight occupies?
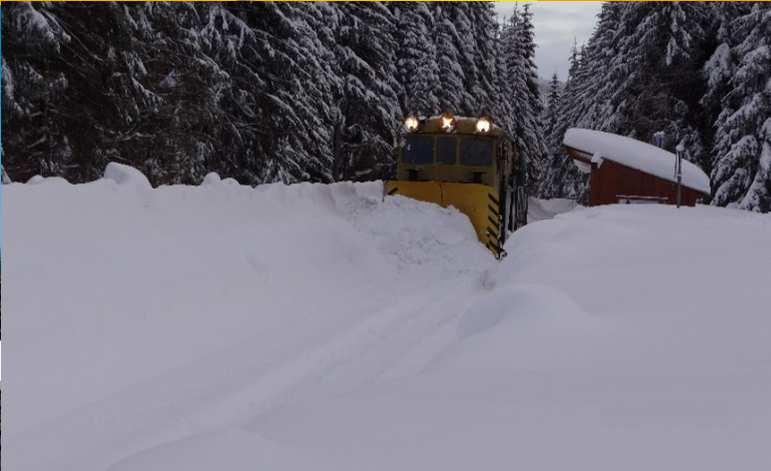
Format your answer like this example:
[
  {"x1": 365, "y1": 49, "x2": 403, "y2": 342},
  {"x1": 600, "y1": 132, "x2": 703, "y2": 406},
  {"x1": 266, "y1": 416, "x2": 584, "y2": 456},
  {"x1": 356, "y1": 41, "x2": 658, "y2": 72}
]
[
  {"x1": 404, "y1": 115, "x2": 419, "y2": 132},
  {"x1": 476, "y1": 116, "x2": 492, "y2": 134},
  {"x1": 440, "y1": 112, "x2": 455, "y2": 132}
]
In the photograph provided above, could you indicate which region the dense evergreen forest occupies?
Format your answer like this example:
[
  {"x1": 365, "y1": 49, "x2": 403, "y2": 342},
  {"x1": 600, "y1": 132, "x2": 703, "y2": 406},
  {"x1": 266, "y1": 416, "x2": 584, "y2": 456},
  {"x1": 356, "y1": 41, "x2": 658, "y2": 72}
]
[
  {"x1": 1, "y1": 2, "x2": 544, "y2": 188},
  {"x1": 2, "y1": 2, "x2": 770, "y2": 211}
]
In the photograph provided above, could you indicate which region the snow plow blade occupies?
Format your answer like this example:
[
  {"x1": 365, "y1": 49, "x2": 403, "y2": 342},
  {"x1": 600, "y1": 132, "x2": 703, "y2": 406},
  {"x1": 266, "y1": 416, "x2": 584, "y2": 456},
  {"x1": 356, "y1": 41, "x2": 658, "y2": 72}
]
[{"x1": 384, "y1": 180, "x2": 506, "y2": 259}]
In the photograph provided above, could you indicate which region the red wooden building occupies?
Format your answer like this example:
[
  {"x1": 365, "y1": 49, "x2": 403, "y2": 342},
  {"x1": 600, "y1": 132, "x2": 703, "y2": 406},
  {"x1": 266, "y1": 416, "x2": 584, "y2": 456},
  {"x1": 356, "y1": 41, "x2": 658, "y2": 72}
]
[{"x1": 562, "y1": 128, "x2": 711, "y2": 207}]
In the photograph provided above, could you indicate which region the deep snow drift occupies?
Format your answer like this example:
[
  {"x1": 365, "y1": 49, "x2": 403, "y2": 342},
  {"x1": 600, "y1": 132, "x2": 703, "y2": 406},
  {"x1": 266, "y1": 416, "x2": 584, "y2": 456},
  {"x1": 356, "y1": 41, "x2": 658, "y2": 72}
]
[{"x1": 4, "y1": 168, "x2": 771, "y2": 471}]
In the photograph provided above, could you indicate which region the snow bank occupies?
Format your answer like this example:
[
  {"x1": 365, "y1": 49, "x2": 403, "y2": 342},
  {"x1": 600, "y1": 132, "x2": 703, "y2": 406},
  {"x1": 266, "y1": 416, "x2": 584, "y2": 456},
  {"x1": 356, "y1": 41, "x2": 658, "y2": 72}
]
[
  {"x1": 201, "y1": 171, "x2": 221, "y2": 185},
  {"x1": 5, "y1": 165, "x2": 771, "y2": 471},
  {"x1": 4, "y1": 169, "x2": 492, "y2": 471},
  {"x1": 564, "y1": 128, "x2": 711, "y2": 194},
  {"x1": 103, "y1": 162, "x2": 151, "y2": 189}
]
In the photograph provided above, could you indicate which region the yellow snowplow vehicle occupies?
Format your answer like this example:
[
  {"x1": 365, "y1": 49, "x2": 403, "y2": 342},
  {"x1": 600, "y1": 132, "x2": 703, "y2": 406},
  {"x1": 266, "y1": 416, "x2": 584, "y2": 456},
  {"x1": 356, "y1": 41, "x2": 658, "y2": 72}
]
[{"x1": 385, "y1": 113, "x2": 528, "y2": 259}]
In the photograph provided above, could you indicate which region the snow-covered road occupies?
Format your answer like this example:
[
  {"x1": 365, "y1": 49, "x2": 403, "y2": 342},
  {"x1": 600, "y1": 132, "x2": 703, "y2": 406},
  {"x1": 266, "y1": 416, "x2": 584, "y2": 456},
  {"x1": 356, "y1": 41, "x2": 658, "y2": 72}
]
[{"x1": 4, "y1": 166, "x2": 771, "y2": 470}]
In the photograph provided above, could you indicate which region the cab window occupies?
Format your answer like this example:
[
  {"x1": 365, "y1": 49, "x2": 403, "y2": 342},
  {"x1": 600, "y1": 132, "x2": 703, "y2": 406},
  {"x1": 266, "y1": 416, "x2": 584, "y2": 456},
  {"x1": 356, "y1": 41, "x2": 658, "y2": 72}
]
[
  {"x1": 436, "y1": 136, "x2": 457, "y2": 164},
  {"x1": 460, "y1": 138, "x2": 493, "y2": 166},
  {"x1": 403, "y1": 135, "x2": 434, "y2": 165}
]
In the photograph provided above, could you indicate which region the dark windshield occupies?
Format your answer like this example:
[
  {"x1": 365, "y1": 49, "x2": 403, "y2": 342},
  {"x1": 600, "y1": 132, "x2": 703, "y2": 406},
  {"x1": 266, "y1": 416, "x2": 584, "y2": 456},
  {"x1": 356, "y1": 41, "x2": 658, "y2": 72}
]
[
  {"x1": 436, "y1": 136, "x2": 457, "y2": 164},
  {"x1": 403, "y1": 135, "x2": 434, "y2": 165},
  {"x1": 460, "y1": 138, "x2": 493, "y2": 166}
]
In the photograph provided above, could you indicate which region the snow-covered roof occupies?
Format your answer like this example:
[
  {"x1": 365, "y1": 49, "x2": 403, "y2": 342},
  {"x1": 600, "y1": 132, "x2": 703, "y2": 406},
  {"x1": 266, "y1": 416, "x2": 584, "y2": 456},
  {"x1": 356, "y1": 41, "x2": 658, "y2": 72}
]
[{"x1": 563, "y1": 128, "x2": 711, "y2": 195}]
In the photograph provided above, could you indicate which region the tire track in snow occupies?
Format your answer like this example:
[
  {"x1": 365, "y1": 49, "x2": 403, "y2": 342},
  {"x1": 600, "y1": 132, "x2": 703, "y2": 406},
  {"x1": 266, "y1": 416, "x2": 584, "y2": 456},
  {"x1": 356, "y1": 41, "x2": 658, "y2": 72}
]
[{"x1": 185, "y1": 274, "x2": 484, "y2": 432}]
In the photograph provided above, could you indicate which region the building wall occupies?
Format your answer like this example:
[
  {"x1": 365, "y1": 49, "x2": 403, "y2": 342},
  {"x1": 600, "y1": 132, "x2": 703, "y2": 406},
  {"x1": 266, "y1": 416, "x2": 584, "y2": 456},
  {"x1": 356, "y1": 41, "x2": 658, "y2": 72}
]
[{"x1": 589, "y1": 159, "x2": 705, "y2": 206}]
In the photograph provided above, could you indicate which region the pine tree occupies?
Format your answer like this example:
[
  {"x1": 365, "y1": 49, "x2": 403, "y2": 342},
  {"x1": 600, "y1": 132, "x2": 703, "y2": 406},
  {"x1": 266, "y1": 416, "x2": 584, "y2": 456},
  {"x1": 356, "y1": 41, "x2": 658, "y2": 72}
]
[
  {"x1": 2, "y1": 3, "x2": 72, "y2": 181},
  {"x1": 568, "y1": 38, "x2": 580, "y2": 79},
  {"x1": 492, "y1": 18, "x2": 513, "y2": 136},
  {"x1": 540, "y1": 38, "x2": 595, "y2": 199},
  {"x1": 198, "y1": 2, "x2": 339, "y2": 184},
  {"x1": 544, "y1": 73, "x2": 561, "y2": 149},
  {"x1": 126, "y1": 3, "x2": 227, "y2": 185},
  {"x1": 391, "y1": 2, "x2": 439, "y2": 117},
  {"x1": 468, "y1": 2, "x2": 499, "y2": 116},
  {"x1": 571, "y1": 4, "x2": 623, "y2": 131},
  {"x1": 434, "y1": 3, "x2": 466, "y2": 114},
  {"x1": 709, "y1": 5, "x2": 771, "y2": 211},
  {"x1": 500, "y1": 6, "x2": 546, "y2": 193},
  {"x1": 2, "y1": 3, "x2": 229, "y2": 185},
  {"x1": 599, "y1": 3, "x2": 711, "y2": 165},
  {"x1": 700, "y1": 3, "x2": 751, "y2": 131},
  {"x1": 448, "y1": 3, "x2": 479, "y2": 115},
  {"x1": 332, "y1": 2, "x2": 401, "y2": 180},
  {"x1": 555, "y1": 40, "x2": 582, "y2": 137},
  {"x1": 252, "y1": 2, "x2": 339, "y2": 183}
]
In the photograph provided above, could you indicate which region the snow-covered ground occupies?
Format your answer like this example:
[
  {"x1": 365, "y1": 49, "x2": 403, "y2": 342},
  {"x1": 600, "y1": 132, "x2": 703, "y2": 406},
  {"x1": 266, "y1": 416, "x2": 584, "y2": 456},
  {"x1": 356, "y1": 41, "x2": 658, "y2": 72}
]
[{"x1": 4, "y1": 167, "x2": 771, "y2": 470}]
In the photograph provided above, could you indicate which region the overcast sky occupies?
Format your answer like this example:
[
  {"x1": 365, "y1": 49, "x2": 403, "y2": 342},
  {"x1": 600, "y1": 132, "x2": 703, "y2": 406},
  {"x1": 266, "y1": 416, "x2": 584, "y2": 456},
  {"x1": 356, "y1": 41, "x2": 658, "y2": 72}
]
[{"x1": 495, "y1": 2, "x2": 602, "y2": 81}]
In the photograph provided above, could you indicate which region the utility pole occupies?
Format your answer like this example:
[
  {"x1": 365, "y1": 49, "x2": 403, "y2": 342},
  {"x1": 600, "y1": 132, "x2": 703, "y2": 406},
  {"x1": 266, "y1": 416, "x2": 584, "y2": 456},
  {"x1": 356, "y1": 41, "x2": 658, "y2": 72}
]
[{"x1": 675, "y1": 143, "x2": 684, "y2": 208}]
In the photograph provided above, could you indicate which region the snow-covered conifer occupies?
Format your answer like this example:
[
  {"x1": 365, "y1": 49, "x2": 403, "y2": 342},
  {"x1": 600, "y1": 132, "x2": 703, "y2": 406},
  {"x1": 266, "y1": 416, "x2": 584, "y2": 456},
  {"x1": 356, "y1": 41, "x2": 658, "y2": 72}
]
[
  {"x1": 544, "y1": 73, "x2": 562, "y2": 149},
  {"x1": 434, "y1": 3, "x2": 467, "y2": 114},
  {"x1": 1, "y1": 3, "x2": 71, "y2": 181},
  {"x1": 332, "y1": 2, "x2": 401, "y2": 180},
  {"x1": 467, "y1": 2, "x2": 499, "y2": 116},
  {"x1": 599, "y1": 3, "x2": 711, "y2": 165},
  {"x1": 500, "y1": 6, "x2": 546, "y2": 193},
  {"x1": 709, "y1": 5, "x2": 771, "y2": 211},
  {"x1": 391, "y1": 2, "x2": 439, "y2": 117}
]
